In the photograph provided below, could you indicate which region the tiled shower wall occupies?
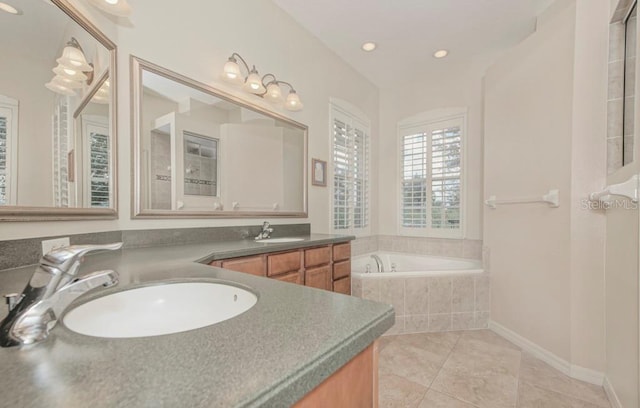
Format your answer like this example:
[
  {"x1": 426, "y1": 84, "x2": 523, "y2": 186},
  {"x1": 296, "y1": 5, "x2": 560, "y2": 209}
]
[{"x1": 351, "y1": 235, "x2": 483, "y2": 260}]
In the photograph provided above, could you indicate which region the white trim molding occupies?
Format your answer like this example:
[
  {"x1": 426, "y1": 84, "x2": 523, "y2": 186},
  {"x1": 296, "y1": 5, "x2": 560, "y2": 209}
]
[
  {"x1": 489, "y1": 320, "x2": 605, "y2": 386},
  {"x1": 603, "y1": 376, "x2": 623, "y2": 408}
]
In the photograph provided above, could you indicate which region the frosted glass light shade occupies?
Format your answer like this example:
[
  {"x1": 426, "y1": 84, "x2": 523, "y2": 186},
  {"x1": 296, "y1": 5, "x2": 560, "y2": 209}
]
[
  {"x1": 285, "y1": 90, "x2": 303, "y2": 111},
  {"x1": 222, "y1": 59, "x2": 243, "y2": 85},
  {"x1": 264, "y1": 83, "x2": 283, "y2": 103},
  {"x1": 53, "y1": 64, "x2": 88, "y2": 81},
  {"x1": 45, "y1": 81, "x2": 76, "y2": 96},
  {"x1": 88, "y1": 0, "x2": 132, "y2": 17},
  {"x1": 52, "y1": 75, "x2": 82, "y2": 89},
  {"x1": 57, "y1": 44, "x2": 92, "y2": 72},
  {"x1": 243, "y1": 71, "x2": 266, "y2": 94}
]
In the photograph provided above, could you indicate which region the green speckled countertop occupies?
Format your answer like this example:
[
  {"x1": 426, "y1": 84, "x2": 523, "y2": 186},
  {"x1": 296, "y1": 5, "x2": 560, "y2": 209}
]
[{"x1": 0, "y1": 234, "x2": 394, "y2": 407}]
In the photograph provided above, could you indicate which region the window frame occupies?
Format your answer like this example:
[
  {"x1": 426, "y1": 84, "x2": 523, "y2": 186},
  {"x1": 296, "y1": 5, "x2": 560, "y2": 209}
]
[
  {"x1": 329, "y1": 99, "x2": 371, "y2": 236},
  {"x1": 397, "y1": 108, "x2": 467, "y2": 239}
]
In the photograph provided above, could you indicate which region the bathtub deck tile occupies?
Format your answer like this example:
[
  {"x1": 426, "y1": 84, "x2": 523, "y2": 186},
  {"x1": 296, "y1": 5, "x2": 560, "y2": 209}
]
[
  {"x1": 452, "y1": 276, "x2": 475, "y2": 313},
  {"x1": 405, "y1": 315, "x2": 430, "y2": 333},
  {"x1": 452, "y1": 313, "x2": 475, "y2": 330},
  {"x1": 429, "y1": 277, "x2": 453, "y2": 314},
  {"x1": 429, "y1": 314, "x2": 452, "y2": 332},
  {"x1": 405, "y1": 277, "x2": 429, "y2": 315}
]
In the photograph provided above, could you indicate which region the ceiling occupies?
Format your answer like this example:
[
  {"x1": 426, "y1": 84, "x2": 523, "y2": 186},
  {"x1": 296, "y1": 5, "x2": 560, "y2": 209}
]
[{"x1": 273, "y1": 0, "x2": 557, "y2": 88}]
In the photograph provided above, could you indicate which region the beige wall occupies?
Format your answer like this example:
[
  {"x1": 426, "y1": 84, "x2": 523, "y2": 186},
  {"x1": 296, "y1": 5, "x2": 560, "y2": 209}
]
[
  {"x1": 378, "y1": 61, "x2": 486, "y2": 240},
  {"x1": 485, "y1": 0, "x2": 610, "y2": 374},
  {"x1": 2, "y1": 0, "x2": 379, "y2": 239},
  {"x1": 484, "y1": 0, "x2": 575, "y2": 362}
]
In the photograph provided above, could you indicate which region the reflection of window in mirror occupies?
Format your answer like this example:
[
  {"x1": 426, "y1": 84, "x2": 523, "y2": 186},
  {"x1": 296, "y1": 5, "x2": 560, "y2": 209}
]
[
  {"x1": 624, "y1": 2, "x2": 637, "y2": 165},
  {"x1": 53, "y1": 96, "x2": 71, "y2": 207},
  {"x1": 81, "y1": 116, "x2": 110, "y2": 208},
  {"x1": 183, "y1": 131, "x2": 219, "y2": 198},
  {"x1": 0, "y1": 95, "x2": 18, "y2": 206}
]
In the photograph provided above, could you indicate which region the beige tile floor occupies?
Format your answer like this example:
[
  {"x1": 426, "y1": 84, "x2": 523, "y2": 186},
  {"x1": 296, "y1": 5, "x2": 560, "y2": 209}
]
[{"x1": 378, "y1": 330, "x2": 612, "y2": 408}]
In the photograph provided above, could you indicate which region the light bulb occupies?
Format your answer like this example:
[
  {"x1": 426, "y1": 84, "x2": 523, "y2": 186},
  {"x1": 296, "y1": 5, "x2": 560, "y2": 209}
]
[
  {"x1": 56, "y1": 39, "x2": 93, "y2": 72},
  {"x1": 243, "y1": 67, "x2": 265, "y2": 94},
  {"x1": 105, "y1": 0, "x2": 118, "y2": 4},
  {"x1": 53, "y1": 64, "x2": 88, "y2": 82},
  {"x1": 222, "y1": 58, "x2": 243, "y2": 85},
  {"x1": 285, "y1": 90, "x2": 303, "y2": 112},
  {"x1": 52, "y1": 75, "x2": 82, "y2": 89},
  {"x1": 265, "y1": 83, "x2": 283, "y2": 103}
]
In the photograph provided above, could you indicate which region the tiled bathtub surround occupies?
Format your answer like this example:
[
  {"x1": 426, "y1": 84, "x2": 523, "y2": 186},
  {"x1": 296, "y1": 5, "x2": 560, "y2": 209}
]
[
  {"x1": 351, "y1": 235, "x2": 483, "y2": 260},
  {"x1": 352, "y1": 273, "x2": 490, "y2": 334}
]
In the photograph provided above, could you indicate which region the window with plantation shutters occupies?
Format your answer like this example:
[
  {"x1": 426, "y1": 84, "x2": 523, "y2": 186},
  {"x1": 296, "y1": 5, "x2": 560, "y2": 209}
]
[
  {"x1": 331, "y1": 102, "x2": 370, "y2": 234},
  {"x1": 89, "y1": 131, "x2": 110, "y2": 207},
  {"x1": 399, "y1": 114, "x2": 464, "y2": 238},
  {"x1": 0, "y1": 96, "x2": 18, "y2": 206}
]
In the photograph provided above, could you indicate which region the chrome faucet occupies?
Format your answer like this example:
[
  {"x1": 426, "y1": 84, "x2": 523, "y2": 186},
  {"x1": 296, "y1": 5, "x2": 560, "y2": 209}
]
[
  {"x1": 254, "y1": 221, "x2": 274, "y2": 240},
  {"x1": 0, "y1": 243, "x2": 123, "y2": 347},
  {"x1": 370, "y1": 254, "x2": 385, "y2": 273}
]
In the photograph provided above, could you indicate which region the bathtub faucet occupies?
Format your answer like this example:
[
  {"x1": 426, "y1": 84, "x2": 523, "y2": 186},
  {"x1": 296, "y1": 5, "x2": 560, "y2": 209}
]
[{"x1": 370, "y1": 254, "x2": 384, "y2": 273}]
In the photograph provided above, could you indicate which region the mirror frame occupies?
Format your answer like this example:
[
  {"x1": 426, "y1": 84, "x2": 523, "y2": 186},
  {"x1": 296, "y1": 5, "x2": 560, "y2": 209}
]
[
  {"x1": 0, "y1": 0, "x2": 118, "y2": 221},
  {"x1": 130, "y1": 56, "x2": 308, "y2": 219}
]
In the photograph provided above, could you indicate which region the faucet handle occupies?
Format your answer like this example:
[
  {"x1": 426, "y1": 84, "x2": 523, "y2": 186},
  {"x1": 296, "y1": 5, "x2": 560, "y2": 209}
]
[
  {"x1": 41, "y1": 242, "x2": 123, "y2": 272},
  {"x1": 3, "y1": 293, "x2": 22, "y2": 312}
]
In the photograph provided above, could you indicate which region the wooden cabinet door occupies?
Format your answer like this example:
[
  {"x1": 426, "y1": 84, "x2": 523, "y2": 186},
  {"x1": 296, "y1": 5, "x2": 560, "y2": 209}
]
[
  {"x1": 305, "y1": 247, "x2": 331, "y2": 268},
  {"x1": 273, "y1": 271, "x2": 303, "y2": 285},
  {"x1": 305, "y1": 265, "x2": 332, "y2": 291},
  {"x1": 268, "y1": 251, "x2": 302, "y2": 276},
  {"x1": 333, "y1": 242, "x2": 351, "y2": 262},
  {"x1": 220, "y1": 255, "x2": 266, "y2": 276},
  {"x1": 333, "y1": 277, "x2": 351, "y2": 295},
  {"x1": 333, "y1": 260, "x2": 350, "y2": 280}
]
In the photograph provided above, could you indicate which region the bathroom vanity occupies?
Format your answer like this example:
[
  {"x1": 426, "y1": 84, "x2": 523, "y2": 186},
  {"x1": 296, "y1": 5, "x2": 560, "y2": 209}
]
[
  {"x1": 0, "y1": 234, "x2": 393, "y2": 407},
  {"x1": 209, "y1": 241, "x2": 351, "y2": 294}
]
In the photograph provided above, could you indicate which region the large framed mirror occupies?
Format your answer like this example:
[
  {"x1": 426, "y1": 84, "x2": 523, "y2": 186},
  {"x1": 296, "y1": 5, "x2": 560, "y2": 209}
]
[
  {"x1": 131, "y1": 56, "x2": 308, "y2": 218},
  {"x1": 0, "y1": 0, "x2": 117, "y2": 221}
]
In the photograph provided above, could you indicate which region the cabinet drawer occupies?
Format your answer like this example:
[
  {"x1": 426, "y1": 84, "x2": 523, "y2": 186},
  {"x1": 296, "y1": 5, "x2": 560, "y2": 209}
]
[
  {"x1": 220, "y1": 255, "x2": 266, "y2": 276},
  {"x1": 333, "y1": 277, "x2": 351, "y2": 295},
  {"x1": 273, "y1": 271, "x2": 303, "y2": 285},
  {"x1": 268, "y1": 251, "x2": 302, "y2": 277},
  {"x1": 333, "y1": 260, "x2": 351, "y2": 280},
  {"x1": 333, "y1": 243, "x2": 351, "y2": 262},
  {"x1": 305, "y1": 246, "x2": 331, "y2": 268},
  {"x1": 305, "y1": 265, "x2": 332, "y2": 291}
]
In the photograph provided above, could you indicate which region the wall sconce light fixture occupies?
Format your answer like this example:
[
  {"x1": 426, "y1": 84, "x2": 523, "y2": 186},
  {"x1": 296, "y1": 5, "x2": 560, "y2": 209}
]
[
  {"x1": 221, "y1": 52, "x2": 303, "y2": 112},
  {"x1": 45, "y1": 37, "x2": 94, "y2": 96},
  {"x1": 87, "y1": 0, "x2": 132, "y2": 17}
]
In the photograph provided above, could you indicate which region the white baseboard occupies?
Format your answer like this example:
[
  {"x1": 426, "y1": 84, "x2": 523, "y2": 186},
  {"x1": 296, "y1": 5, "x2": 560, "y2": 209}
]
[
  {"x1": 603, "y1": 376, "x2": 623, "y2": 408},
  {"x1": 488, "y1": 320, "x2": 604, "y2": 386}
]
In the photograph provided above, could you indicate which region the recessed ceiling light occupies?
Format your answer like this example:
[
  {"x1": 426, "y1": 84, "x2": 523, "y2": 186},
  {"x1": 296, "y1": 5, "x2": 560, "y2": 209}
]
[
  {"x1": 433, "y1": 49, "x2": 449, "y2": 59},
  {"x1": 0, "y1": 2, "x2": 21, "y2": 15},
  {"x1": 361, "y1": 42, "x2": 377, "y2": 52}
]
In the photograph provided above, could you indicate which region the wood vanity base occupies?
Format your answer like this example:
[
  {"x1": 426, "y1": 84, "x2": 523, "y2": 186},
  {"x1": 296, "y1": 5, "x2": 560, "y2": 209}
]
[{"x1": 293, "y1": 341, "x2": 378, "y2": 407}]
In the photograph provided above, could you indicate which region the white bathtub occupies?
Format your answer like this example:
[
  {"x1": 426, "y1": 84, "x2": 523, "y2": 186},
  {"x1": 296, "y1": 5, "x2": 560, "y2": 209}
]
[{"x1": 352, "y1": 252, "x2": 483, "y2": 278}]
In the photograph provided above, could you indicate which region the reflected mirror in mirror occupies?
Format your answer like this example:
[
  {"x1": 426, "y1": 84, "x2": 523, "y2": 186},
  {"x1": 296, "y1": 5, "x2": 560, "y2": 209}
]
[
  {"x1": 0, "y1": 0, "x2": 116, "y2": 220},
  {"x1": 132, "y1": 57, "x2": 307, "y2": 218}
]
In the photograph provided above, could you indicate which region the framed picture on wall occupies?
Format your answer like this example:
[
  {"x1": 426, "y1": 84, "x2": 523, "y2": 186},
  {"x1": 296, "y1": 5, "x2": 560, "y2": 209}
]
[{"x1": 312, "y1": 158, "x2": 327, "y2": 187}]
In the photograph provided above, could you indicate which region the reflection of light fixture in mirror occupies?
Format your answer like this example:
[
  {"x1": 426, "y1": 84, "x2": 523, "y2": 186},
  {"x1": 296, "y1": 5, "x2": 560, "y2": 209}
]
[
  {"x1": 0, "y1": 2, "x2": 21, "y2": 14},
  {"x1": 57, "y1": 38, "x2": 93, "y2": 72},
  {"x1": 87, "y1": 0, "x2": 132, "y2": 17},
  {"x1": 51, "y1": 75, "x2": 83, "y2": 89},
  {"x1": 53, "y1": 64, "x2": 88, "y2": 82},
  {"x1": 221, "y1": 52, "x2": 303, "y2": 111},
  {"x1": 45, "y1": 81, "x2": 76, "y2": 96},
  {"x1": 46, "y1": 38, "x2": 94, "y2": 96}
]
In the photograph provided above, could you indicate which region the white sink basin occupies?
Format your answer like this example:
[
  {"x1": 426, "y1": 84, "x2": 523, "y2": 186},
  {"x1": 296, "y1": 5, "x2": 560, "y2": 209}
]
[
  {"x1": 63, "y1": 282, "x2": 257, "y2": 338},
  {"x1": 258, "y1": 237, "x2": 305, "y2": 243}
]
